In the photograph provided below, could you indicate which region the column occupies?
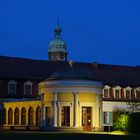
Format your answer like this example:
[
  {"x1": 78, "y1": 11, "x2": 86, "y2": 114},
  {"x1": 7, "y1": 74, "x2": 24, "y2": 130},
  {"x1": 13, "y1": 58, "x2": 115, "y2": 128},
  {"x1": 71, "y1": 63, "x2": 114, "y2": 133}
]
[
  {"x1": 19, "y1": 110, "x2": 21, "y2": 125},
  {"x1": 74, "y1": 92, "x2": 79, "y2": 128},
  {"x1": 58, "y1": 104, "x2": 61, "y2": 127},
  {"x1": 26, "y1": 108, "x2": 28, "y2": 126},
  {"x1": 96, "y1": 95, "x2": 99, "y2": 128},
  {"x1": 13, "y1": 110, "x2": 14, "y2": 125},
  {"x1": 6, "y1": 109, "x2": 8, "y2": 126},
  {"x1": 96, "y1": 94, "x2": 103, "y2": 129},
  {"x1": 53, "y1": 92, "x2": 57, "y2": 127},
  {"x1": 99, "y1": 94, "x2": 103, "y2": 130},
  {"x1": 33, "y1": 107, "x2": 36, "y2": 126},
  {"x1": 41, "y1": 103, "x2": 46, "y2": 128},
  {"x1": 41, "y1": 93, "x2": 46, "y2": 128}
]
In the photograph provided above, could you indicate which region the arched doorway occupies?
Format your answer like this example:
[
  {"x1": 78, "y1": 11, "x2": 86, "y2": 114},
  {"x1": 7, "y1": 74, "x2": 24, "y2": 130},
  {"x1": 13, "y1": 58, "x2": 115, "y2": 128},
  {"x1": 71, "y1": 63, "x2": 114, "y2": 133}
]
[
  {"x1": 36, "y1": 106, "x2": 41, "y2": 126},
  {"x1": 21, "y1": 107, "x2": 26, "y2": 125},
  {"x1": 28, "y1": 107, "x2": 34, "y2": 126},
  {"x1": 8, "y1": 108, "x2": 13, "y2": 125},
  {"x1": 14, "y1": 107, "x2": 19, "y2": 125}
]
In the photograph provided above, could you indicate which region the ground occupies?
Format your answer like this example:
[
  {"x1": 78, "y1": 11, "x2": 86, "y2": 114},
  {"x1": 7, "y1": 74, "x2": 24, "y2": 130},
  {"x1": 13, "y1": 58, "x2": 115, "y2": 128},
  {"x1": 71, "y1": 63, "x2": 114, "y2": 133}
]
[{"x1": 0, "y1": 131, "x2": 140, "y2": 140}]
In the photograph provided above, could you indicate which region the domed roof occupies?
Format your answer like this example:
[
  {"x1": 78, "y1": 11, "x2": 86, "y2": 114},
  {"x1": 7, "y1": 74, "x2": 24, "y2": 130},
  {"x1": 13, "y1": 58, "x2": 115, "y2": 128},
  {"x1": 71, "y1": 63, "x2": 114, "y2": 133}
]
[
  {"x1": 48, "y1": 62, "x2": 95, "y2": 81},
  {"x1": 48, "y1": 25, "x2": 67, "y2": 53}
]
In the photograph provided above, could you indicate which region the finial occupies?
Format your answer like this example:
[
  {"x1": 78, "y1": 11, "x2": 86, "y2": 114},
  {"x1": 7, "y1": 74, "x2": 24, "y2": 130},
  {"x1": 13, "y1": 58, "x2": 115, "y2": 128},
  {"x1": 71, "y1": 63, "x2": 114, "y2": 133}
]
[
  {"x1": 54, "y1": 18, "x2": 62, "y2": 38},
  {"x1": 69, "y1": 60, "x2": 74, "y2": 67}
]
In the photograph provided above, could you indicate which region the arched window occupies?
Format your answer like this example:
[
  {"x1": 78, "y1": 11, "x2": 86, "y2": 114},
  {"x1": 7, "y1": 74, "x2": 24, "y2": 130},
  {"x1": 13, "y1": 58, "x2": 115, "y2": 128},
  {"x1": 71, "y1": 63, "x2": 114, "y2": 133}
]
[
  {"x1": 24, "y1": 81, "x2": 32, "y2": 95},
  {"x1": 8, "y1": 80, "x2": 17, "y2": 95},
  {"x1": 36, "y1": 106, "x2": 41, "y2": 126},
  {"x1": 21, "y1": 107, "x2": 26, "y2": 125},
  {"x1": 14, "y1": 108, "x2": 19, "y2": 125},
  {"x1": 28, "y1": 107, "x2": 34, "y2": 126},
  {"x1": 8, "y1": 108, "x2": 13, "y2": 125}
]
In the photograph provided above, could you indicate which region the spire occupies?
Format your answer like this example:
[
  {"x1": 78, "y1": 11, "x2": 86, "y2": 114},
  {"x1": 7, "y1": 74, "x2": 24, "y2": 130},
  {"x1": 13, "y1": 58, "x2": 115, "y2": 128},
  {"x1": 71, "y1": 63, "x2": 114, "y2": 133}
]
[{"x1": 54, "y1": 18, "x2": 62, "y2": 39}]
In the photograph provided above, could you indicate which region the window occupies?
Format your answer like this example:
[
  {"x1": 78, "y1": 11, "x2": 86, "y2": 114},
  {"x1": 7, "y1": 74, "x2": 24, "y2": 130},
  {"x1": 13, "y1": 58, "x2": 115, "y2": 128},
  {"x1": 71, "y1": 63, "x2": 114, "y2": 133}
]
[
  {"x1": 115, "y1": 89, "x2": 120, "y2": 98},
  {"x1": 24, "y1": 81, "x2": 32, "y2": 95},
  {"x1": 103, "y1": 89, "x2": 109, "y2": 98},
  {"x1": 124, "y1": 87, "x2": 132, "y2": 99},
  {"x1": 103, "y1": 85, "x2": 110, "y2": 98},
  {"x1": 113, "y1": 86, "x2": 121, "y2": 98},
  {"x1": 126, "y1": 90, "x2": 131, "y2": 99},
  {"x1": 103, "y1": 112, "x2": 113, "y2": 125},
  {"x1": 61, "y1": 106, "x2": 70, "y2": 126},
  {"x1": 136, "y1": 90, "x2": 140, "y2": 98},
  {"x1": 8, "y1": 80, "x2": 17, "y2": 95},
  {"x1": 46, "y1": 107, "x2": 51, "y2": 127}
]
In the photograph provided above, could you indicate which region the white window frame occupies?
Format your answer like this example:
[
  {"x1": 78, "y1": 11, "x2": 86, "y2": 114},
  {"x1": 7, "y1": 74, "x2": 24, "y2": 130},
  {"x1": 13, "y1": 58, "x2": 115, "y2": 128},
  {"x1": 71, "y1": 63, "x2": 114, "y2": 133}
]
[
  {"x1": 124, "y1": 86, "x2": 132, "y2": 99},
  {"x1": 24, "y1": 81, "x2": 32, "y2": 95},
  {"x1": 8, "y1": 80, "x2": 17, "y2": 95},
  {"x1": 135, "y1": 87, "x2": 140, "y2": 99},
  {"x1": 103, "y1": 85, "x2": 110, "y2": 98},
  {"x1": 103, "y1": 111, "x2": 113, "y2": 126},
  {"x1": 113, "y1": 86, "x2": 121, "y2": 98}
]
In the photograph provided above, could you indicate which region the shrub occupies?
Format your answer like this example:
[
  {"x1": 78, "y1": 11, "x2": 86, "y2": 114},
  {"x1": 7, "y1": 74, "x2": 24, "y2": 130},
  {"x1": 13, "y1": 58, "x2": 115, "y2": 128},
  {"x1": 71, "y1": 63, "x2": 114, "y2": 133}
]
[
  {"x1": 128, "y1": 112, "x2": 140, "y2": 134},
  {"x1": 113, "y1": 107, "x2": 128, "y2": 132},
  {"x1": 113, "y1": 114, "x2": 128, "y2": 131}
]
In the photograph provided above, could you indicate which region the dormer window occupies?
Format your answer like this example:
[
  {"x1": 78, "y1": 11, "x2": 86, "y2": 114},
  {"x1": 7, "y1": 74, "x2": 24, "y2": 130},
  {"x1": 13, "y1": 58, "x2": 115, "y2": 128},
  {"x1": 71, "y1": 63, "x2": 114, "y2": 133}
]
[
  {"x1": 115, "y1": 89, "x2": 120, "y2": 98},
  {"x1": 103, "y1": 85, "x2": 110, "y2": 98},
  {"x1": 126, "y1": 90, "x2": 131, "y2": 98},
  {"x1": 113, "y1": 86, "x2": 121, "y2": 98},
  {"x1": 8, "y1": 80, "x2": 17, "y2": 95},
  {"x1": 24, "y1": 81, "x2": 32, "y2": 95},
  {"x1": 124, "y1": 87, "x2": 132, "y2": 99},
  {"x1": 135, "y1": 88, "x2": 140, "y2": 99},
  {"x1": 104, "y1": 89, "x2": 109, "y2": 98}
]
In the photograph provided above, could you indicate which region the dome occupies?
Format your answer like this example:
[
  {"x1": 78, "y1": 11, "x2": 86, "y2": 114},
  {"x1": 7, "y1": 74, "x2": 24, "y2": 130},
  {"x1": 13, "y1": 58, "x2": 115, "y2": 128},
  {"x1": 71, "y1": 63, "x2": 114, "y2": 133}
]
[
  {"x1": 48, "y1": 63, "x2": 95, "y2": 81},
  {"x1": 48, "y1": 25, "x2": 67, "y2": 53},
  {"x1": 48, "y1": 39, "x2": 67, "y2": 53}
]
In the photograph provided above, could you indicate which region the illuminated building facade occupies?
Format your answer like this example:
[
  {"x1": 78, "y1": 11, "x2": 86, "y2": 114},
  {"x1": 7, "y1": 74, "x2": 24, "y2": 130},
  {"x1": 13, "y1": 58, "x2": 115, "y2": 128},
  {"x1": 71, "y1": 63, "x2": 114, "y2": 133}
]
[{"x1": 0, "y1": 25, "x2": 140, "y2": 131}]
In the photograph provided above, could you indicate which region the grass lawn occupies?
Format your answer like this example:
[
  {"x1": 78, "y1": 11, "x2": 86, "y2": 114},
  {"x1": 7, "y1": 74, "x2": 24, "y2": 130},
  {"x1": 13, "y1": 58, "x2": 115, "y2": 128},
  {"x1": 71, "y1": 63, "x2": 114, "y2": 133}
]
[{"x1": 0, "y1": 131, "x2": 140, "y2": 140}]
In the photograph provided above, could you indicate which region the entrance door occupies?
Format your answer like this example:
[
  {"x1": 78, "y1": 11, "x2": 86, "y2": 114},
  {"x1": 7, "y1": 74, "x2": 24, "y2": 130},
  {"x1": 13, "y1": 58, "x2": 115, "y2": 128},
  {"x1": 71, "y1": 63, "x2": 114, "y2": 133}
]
[
  {"x1": 82, "y1": 107, "x2": 92, "y2": 131},
  {"x1": 61, "y1": 106, "x2": 70, "y2": 126}
]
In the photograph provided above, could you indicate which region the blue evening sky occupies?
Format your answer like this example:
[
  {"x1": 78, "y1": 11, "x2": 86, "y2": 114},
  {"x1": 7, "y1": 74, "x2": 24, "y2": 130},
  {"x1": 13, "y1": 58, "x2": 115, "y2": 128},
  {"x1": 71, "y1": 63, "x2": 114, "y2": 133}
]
[{"x1": 0, "y1": 0, "x2": 140, "y2": 66}]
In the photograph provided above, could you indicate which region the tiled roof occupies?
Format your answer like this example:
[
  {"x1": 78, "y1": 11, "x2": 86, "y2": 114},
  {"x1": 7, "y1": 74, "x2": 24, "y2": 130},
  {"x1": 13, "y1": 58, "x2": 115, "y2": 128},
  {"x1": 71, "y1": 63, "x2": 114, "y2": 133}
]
[{"x1": 0, "y1": 56, "x2": 140, "y2": 87}]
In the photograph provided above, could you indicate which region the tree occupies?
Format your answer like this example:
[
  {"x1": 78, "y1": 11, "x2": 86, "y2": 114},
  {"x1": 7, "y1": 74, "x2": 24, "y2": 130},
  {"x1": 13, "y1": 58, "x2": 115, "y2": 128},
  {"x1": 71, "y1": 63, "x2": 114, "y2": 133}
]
[
  {"x1": 113, "y1": 107, "x2": 128, "y2": 132},
  {"x1": 127, "y1": 101, "x2": 140, "y2": 113}
]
